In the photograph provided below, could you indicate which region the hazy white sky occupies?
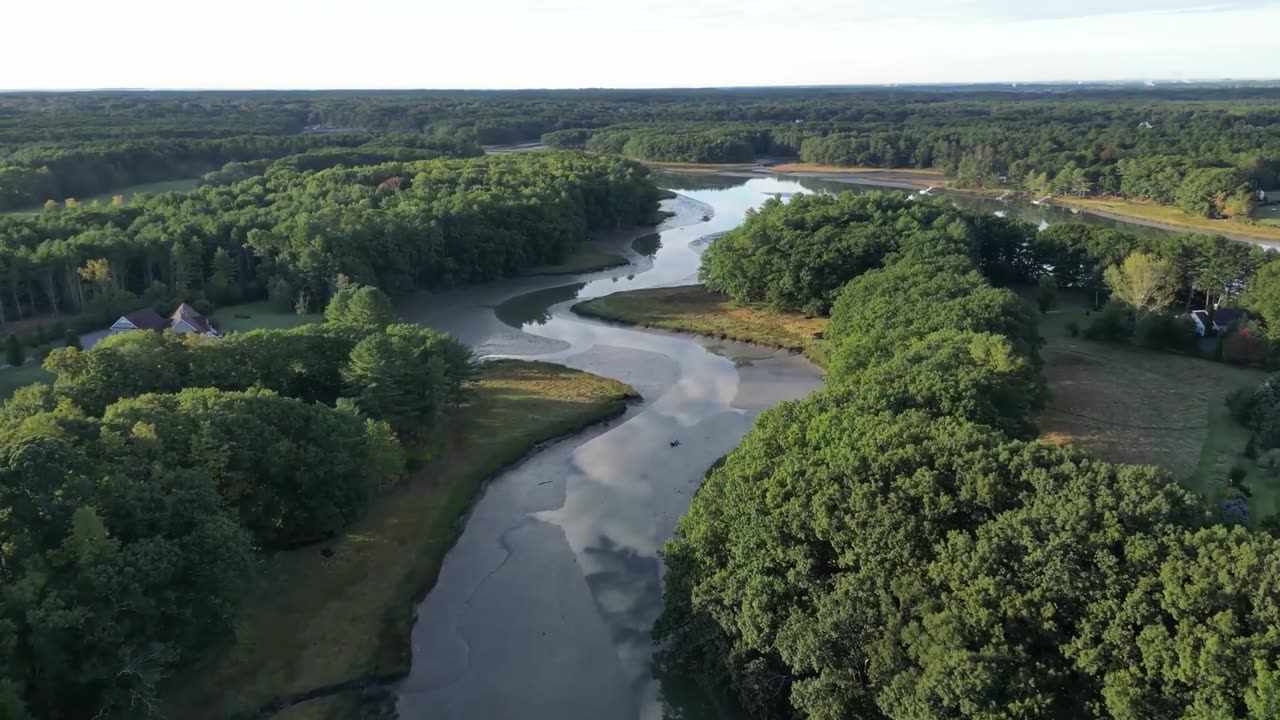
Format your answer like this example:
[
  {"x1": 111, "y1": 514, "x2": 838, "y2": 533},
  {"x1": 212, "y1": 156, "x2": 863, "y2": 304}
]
[{"x1": 2, "y1": 0, "x2": 1278, "y2": 89}]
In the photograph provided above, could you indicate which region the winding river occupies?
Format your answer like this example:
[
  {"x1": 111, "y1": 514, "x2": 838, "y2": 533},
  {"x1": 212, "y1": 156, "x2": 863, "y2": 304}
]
[
  {"x1": 395, "y1": 175, "x2": 824, "y2": 720},
  {"x1": 393, "y1": 171, "x2": 1205, "y2": 720}
]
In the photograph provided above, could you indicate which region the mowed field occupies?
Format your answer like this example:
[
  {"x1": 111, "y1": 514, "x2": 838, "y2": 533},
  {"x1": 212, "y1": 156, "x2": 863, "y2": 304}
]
[{"x1": 1034, "y1": 293, "x2": 1266, "y2": 512}]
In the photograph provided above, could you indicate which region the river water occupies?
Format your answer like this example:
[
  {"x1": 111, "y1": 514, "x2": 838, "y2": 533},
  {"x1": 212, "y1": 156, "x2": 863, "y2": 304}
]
[
  {"x1": 393, "y1": 171, "x2": 1197, "y2": 720},
  {"x1": 396, "y1": 174, "x2": 825, "y2": 720}
]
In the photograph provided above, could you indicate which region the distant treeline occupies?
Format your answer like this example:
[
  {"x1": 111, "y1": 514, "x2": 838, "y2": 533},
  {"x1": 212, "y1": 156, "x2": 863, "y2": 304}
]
[
  {"x1": 0, "y1": 152, "x2": 659, "y2": 332},
  {"x1": 5, "y1": 87, "x2": 1280, "y2": 214},
  {"x1": 546, "y1": 101, "x2": 1280, "y2": 218}
]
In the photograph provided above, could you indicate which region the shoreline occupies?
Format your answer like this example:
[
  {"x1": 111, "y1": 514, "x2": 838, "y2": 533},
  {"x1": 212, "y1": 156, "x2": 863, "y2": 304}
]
[
  {"x1": 160, "y1": 361, "x2": 638, "y2": 720},
  {"x1": 571, "y1": 284, "x2": 831, "y2": 368}
]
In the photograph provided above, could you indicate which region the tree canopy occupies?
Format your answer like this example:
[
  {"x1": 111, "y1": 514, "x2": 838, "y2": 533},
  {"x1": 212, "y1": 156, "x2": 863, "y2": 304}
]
[{"x1": 660, "y1": 192, "x2": 1280, "y2": 719}]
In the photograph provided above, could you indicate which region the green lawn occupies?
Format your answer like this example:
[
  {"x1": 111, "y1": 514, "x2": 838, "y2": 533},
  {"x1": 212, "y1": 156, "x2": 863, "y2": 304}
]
[
  {"x1": 1056, "y1": 196, "x2": 1280, "y2": 242},
  {"x1": 1033, "y1": 291, "x2": 1269, "y2": 517},
  {"x1": 523, "y1": 246, "x2": 629, "y2": 275},
  {"x1": 4, "y1": 177, "x2": 201, "y2": 217},
  {"x1": 160, "y1": 360, "x2": 637, "y2": 720},
  {"x1": 212, "y1": 301, "x2": 322, "y2": 333},
  {"x1": 1257, "y1": 204, "x2": 1280, "y2": 228},
  {"x1": 572, "y1": 285, "x2": 830, "y2": 365},
  {"x1": 0, "y1": 362, "x2": 53, "y2": 400}
]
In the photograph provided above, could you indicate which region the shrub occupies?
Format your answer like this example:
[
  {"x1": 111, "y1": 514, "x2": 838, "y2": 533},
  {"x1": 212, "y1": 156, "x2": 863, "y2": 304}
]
[
  {"x1": 1066, "y1": 320, "x2": 1080, "y2": 337},
  {"x1": 1138, "y1": 312, "x2": 1198, "y2": 352},
  {"x1": 1083, "y1": 300, "x2": 1134, "y2": 342},
  {"x1": 1223, "y1": 326, "x2": 1267, "y2": 367},
  {"x1": 1037, "y1": 275, "x2": 1058, "y2": 315},
  {"x1": 4, "y1": 335, "x2": 23, "y2": 367},
  {"x1": 1227, "y1": 386, "x2": 1258, "y2": 426}
]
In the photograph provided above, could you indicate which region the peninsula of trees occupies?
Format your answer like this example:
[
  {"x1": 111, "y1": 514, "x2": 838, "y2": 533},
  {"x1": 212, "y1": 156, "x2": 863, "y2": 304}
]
[{"x1": 660, "y1": 193, "x2": 1280, "y2": 718}]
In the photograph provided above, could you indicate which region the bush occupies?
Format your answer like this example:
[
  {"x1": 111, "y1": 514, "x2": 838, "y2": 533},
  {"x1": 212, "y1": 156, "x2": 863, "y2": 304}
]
[
  {"x1": 1065, "y1": 320, "x2": 1080, "y2": 337},
  {"x1": 1138, "y1": 312, "x2": 1198, "y2": 352},
  {"x1": 1083, "y1": 300, "x2": 1134, "y2": 342},
  {"x1": 1037, "y1": 275, "x2": 1058, "y2": 315},
  {"x1": 1227, "y1": 386, "x2": 1258, "y2": 425},
  {"x1": 1223, "y1": 326, "x2": 1267, "y2": 367},
  {"x1": 63, "y1": 329, "x2": 82, "y2": 350}
]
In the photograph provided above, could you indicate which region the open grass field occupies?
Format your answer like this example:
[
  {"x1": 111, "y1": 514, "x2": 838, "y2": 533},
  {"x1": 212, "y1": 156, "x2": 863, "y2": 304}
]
[
  {"x1": 211, "y1": 300, "x2": 322, "y2": 333},
  {"x1": 160, "y1": 360, "x2": 637, "y2": 720},
  {"x1": 1033, "y1": 292, "x2": 1268, "y2": 514},
  {"x1": 1258, "y1": 204, "x2": 1280, "y2": 228},
  {"x1": 0, "y1": 362, "x2": 53, "y2": 401},
  {"x1": 1055, "y1": 196, "x2": 1280, "y2": 242},
  {"x1": 572, "y1": 285, "x2": 829, "y2": 365},
  {"x1": 523, "y1": 246, "x2": 629, "y2": 275},
  {"x1": 3, "y1": 177, "x2": 201, "y2": 217}
]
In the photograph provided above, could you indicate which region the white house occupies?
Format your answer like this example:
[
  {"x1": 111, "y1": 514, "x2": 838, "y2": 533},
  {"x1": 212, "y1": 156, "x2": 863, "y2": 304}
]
[{"x1": 1190, "y1": 308, "x2": 1247, "y2": 337}]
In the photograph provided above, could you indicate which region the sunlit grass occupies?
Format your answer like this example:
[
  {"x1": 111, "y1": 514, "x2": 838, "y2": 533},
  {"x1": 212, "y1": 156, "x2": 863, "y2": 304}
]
[
  {"x1": 212, "y1": 300, "x2": 323, "y2": 333},
  {"x1": 573, "y1": 284, "x2": 829, "y2": 366},
  {"x1": 1056, "y1": 196, "x2": 1280, "y2": 242}
]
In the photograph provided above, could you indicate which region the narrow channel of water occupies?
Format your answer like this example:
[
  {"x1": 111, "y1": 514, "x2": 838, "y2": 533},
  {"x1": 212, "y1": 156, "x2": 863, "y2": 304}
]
[
  {"x1": 396, "y1": 176, "x2": 825, "y2": 720},
  {"x1": 395, "y1": 171, "x2": 1207, "y2": 720}
]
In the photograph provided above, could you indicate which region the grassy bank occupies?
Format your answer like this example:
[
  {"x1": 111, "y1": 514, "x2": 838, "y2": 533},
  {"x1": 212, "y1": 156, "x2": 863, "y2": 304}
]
[
  {"x1": 523, "y1": 247, "x2": 629, "y2": 275},
  {"x1": 212, "y1": 300, "x2": 323, "y2": 333},
  {"x1": 161, "y1": 360, "x2": 637, "y2": 720},
  {"x1": 1055, "y1": 196, "x2": 1280, "y2": 243},
  {"x1": 572, "y1": 285, "x2": 828, "y2": 365}
]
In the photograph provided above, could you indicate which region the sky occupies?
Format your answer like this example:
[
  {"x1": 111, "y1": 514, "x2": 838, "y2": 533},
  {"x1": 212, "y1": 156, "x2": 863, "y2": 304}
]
[{"x1": 2, "y1": 0, "x2": 1279, "y2": 89}]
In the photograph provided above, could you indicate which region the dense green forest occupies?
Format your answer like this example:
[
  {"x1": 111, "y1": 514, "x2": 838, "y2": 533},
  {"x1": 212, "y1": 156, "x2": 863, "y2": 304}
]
[
  {"x1": 0, "y1": 151, "x2": 657, "y2": 339},
  {"x1": 661, "y1": 194, "x2": 1280, "y2": 718},
  {"x1": 562, "y1": 113, "x2": 1280, "y2": 218},
  {"x1": 701, "y1": 192, "x2": 1278, "y2": 340},
  {"x1": 0, "y1": 284, "x2": 475, "y2": 718}
]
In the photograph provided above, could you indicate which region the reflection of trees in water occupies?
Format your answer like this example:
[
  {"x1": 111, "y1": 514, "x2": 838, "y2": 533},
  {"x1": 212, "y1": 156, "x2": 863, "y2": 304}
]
[
  {"x1": 633, "y1": 233, "x2": 663, "y2": 258},
  {"x1": 493, "y1": 282, "x2": 585, "y2": 327},
  {"x1": 582, "y1": 534, "x2": 662, "y2": 644},
  {"x1": 582, "y1": 534, "x2": 731, "y2": 719}
]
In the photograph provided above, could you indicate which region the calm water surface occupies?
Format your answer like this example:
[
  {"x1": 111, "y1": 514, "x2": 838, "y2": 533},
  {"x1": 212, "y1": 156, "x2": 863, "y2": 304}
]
[{"x1": 396, "y1": 175, "x2": 824, "y2": 720}]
